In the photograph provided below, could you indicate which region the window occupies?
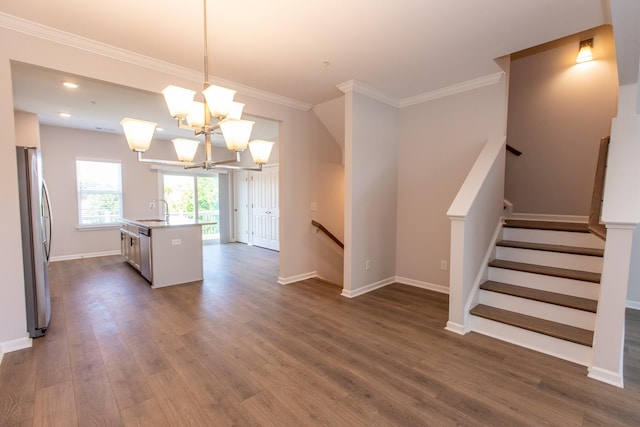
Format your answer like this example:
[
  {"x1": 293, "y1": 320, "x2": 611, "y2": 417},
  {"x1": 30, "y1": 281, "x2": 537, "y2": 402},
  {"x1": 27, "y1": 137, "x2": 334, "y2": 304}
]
[
  {"x1": 163, "y1": 173, "x2": 219, "y2": 241},
  {"x1": 76, "y1": 160, "x2": 122, "y2": 226}
]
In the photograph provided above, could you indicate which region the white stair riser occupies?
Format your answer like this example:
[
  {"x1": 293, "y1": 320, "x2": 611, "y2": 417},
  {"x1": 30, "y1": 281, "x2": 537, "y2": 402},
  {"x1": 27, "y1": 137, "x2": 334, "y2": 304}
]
[
  {"x1": 478, "y1": 290, "x2": 596, "y2": 330},
  {"x1": 495, "y1": 247, "x2": 603, "y2": 273},
  {"x1": 469, "y1": 315, "x2": 592, "y2": 366},
  {"x1": 503, "y1": 228, "x2": 604, "y2": 249},
  {"x1": 488, "y1": 267, "x2": 600, "y2": 299}
]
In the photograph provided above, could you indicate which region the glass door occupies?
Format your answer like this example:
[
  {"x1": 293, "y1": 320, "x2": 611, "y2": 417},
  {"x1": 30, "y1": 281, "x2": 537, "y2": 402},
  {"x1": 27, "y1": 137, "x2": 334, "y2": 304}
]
[{"x1": 163, "y1": 174, "x2": 220, "y2": 242}]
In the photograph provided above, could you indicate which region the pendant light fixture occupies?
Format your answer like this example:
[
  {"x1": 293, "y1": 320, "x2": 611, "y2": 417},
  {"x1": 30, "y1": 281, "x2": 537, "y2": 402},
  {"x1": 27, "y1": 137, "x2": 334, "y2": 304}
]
[{"x1": 121, "y1": 0, "x2": 273, "y2": 171}]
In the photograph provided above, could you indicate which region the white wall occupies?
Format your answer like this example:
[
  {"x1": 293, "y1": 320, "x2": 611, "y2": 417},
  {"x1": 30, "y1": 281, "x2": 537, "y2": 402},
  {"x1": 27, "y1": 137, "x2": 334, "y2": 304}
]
[
  {"x1": 40, "y1": 125, "x2": 169, "y2": 258},
  {"x1": 343, "y1": 90, "x2": 398, "y2": 295},
  {"x1": 0, "y1": 25, "x2": 331, "y2": 351},
  {"x1": 396, "y1": 82, "x2": 508, "y2": 289},
  {"x1": 505, "y1": 25, "x2": 618, "y2": 216}
]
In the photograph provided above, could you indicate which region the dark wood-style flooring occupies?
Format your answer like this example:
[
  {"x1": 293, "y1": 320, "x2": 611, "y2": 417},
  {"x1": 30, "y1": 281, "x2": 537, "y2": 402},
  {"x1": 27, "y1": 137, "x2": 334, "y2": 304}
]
[{"x1": 1, "y1": 243, "x2": 640, "y2": 426}]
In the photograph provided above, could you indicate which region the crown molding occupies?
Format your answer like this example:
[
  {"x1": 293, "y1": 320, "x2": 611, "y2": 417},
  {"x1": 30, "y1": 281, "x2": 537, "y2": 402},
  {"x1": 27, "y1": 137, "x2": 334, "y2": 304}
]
[
  {"x1": 399, "y1": 72, "x2": 505, "y2": 108},
  {"x1": 338, "y1": 72, "x2": 505, "y2": 109},
  {"x1": 0, "y1": 12, "x2": 312, "y2": 111},
  {"x1": 337, "y1": 80, "x2": 401, "y2": 108}
]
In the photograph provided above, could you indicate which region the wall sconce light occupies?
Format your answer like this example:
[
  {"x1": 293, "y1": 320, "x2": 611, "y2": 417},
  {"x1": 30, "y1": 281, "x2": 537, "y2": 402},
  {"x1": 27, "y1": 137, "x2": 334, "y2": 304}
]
[{"x1": 576, "y1": 38, "x2": 594, "y2": 63}]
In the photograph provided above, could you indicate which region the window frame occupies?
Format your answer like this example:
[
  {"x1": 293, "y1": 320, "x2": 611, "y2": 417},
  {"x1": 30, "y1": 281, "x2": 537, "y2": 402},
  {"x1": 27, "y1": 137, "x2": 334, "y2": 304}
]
[{"x1": 75, "y1": 158, "x2": 123, "y2": 228}]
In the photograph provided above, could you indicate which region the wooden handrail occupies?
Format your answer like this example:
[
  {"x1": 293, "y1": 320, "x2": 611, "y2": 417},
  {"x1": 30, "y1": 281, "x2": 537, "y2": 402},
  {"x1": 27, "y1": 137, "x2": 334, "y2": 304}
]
[
  {"x1": 506, "y1": 144, "x2": 522, "y2": 156},
  {"x1": 588, "y1": 136, "x2": 609, "y2": 240},
  {"x1": 311, "y1": 220, "x2": 344, "y2": 249}
]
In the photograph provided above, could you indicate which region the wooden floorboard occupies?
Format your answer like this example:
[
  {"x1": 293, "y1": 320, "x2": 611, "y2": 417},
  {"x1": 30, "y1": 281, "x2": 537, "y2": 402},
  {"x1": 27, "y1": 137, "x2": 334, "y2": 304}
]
[
  {"x1": 470, "y1": 304, "x2": 594, "y2": 346},
  {"x1": 489, "y1": 259, "x2": 602, "y2": 283},
  {"x1": 1, "y1": 243, "x2": 639, "y2": 426},
  {"x1": 480, "y1": 280, "x2": 598, "y2": 312}
]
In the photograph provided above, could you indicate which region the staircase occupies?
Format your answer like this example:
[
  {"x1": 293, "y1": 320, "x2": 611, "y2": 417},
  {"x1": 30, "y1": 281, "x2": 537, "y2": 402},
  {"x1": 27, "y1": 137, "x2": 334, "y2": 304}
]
[{"x1": 469, "y1": 219, "x2": 605, "y2": 365}]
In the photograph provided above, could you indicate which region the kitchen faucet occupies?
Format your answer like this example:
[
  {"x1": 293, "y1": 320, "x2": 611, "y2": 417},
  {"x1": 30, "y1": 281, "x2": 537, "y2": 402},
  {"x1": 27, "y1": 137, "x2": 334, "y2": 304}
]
[{"x1": 158, "y1": 199, "x2": 170, "y2": 221}]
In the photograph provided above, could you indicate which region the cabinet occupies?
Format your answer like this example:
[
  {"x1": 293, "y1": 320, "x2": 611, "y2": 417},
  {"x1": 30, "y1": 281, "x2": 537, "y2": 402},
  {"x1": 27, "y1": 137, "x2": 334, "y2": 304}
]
[
  {"x1": 120, "y1": 225, "x2": 141, "y2": 271},
  {"x1": 120, "y1": 219, "x2": 207, "y2": 288}
]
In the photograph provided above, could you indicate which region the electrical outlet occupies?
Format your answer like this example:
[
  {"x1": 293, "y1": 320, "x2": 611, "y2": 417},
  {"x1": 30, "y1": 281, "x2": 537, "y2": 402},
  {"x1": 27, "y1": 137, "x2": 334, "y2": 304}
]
[
  {"x1": 149, "y1": 201, "x2": 156, "y2": 210},
  {"x1": 310, "y1": 202, "x2": 318, "y2": 211},
  {"x1": 440, "y1": 260, "x2": 448, "y2": 271},
  {"x1": 365, "y1": 260, "x2": 371, "y2": 270}
]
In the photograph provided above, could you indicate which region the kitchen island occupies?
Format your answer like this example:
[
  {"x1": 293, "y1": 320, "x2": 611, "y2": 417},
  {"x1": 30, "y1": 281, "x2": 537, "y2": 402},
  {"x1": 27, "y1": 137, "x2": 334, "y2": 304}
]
[{"x1": 119, "y1": 217, "x2": 215, "y2": 288}]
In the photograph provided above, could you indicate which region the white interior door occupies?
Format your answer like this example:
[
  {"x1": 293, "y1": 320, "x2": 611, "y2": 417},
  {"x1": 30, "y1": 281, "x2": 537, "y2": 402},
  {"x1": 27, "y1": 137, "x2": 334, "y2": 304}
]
[
  {"x1": 234, "y1": 170, "x2": 249, "y2": 244},
  {"x1": 251, "y1": 166, "x2": 279, "y2": 251}
]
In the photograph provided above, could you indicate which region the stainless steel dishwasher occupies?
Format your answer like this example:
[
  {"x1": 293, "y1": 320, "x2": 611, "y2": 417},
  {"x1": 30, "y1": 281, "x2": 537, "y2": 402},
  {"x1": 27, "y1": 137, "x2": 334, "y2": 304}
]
[{"x1": 139, "y1": 227, "x2": 152, "y2": 283}]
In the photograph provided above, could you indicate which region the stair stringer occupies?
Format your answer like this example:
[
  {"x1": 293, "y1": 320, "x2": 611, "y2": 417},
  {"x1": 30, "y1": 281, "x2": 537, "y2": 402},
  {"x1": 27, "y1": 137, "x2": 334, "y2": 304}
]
[{"x1": 446, "y1": 219, "x2": 503, "y2": 335}]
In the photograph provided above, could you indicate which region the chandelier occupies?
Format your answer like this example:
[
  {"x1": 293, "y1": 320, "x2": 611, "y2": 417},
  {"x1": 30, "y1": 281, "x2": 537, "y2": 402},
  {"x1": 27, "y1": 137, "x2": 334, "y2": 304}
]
[{"x1": 120, "y1": 0, "x2": 273, "y2": 171}]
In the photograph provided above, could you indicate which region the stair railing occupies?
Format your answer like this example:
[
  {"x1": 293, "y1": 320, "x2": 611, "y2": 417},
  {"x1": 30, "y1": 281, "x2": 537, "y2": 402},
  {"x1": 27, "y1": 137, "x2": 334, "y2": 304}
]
[
  {"x1": 506, "y1": 144, "x2": 522, "y2": 156},
  {"x1": 588, "y1": 136, "x2": 610, "y2": 240},
  {"x1": 311, "y1": 220, "x2": 344, "y2": 249}
]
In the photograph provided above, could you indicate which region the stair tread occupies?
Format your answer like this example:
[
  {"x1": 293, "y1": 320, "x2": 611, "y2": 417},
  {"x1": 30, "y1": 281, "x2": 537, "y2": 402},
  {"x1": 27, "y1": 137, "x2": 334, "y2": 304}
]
[
  {"x1": 480, "y1": 280, "x2": 598, "y2": 312},
  {"x1": 504, "y1": 219, "x2": 590, "y2": 233},
  {"x1": 496, "y1": 240, "x2": 604, "y2": 257},
  {"x1": 489, "y1": 259, "x2": 601, "y2": 283},
  {"x1": 470, "y1": 304, "x2": 594, "y2": 346}
]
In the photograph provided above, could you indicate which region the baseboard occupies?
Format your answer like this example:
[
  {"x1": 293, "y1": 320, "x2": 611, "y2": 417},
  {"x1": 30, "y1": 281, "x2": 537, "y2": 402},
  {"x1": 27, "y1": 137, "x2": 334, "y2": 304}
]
[
  {"x1": 0, "y1": 336, "x2": 32, "y2": 366},
  {"x1": 278, "y1": 271, "x2": 317, "y2": 285},
  {"x1": 50, "y1": 250, "x2": 121, "y2": 262},
  {"x1": 395, "y1": 276, "x2": 449, "y2": 294},
  {"x1": 341, "y1": 276, "x2": 395, "y2": 298},
  {"x1": 445, "y1": 321, "x2": 466, "y2": 335},
  {"x1": 627, "y1": 300, "x2": 640, "y2": 310},
  {"x1": 507, "y1": 213, "x2": 589, "y2": 223},
  {"x1": 588, "y1": 366, "x2": 624, "y2": 388}
]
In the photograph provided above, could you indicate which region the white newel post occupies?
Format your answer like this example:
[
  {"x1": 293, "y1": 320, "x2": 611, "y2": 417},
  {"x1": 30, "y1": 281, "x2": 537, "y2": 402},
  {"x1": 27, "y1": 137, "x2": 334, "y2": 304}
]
[
  {"x1": 446, "y1": 216, "x2": 467, "y2": 334},
  {"x1": 589, "y1": 110, "x2": 640, "y2": 387},
  {"x1": 589, "y1": 224, "x2": 635, "y2": 387}
]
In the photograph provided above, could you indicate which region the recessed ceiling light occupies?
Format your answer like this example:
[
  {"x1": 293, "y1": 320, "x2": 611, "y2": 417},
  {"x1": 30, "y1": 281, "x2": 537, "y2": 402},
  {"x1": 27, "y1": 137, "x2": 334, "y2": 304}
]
[
  {"x1": 59, "y1": 112, "x2": 71, "y2": 118},
  {"x1": 62, "y1": 81, "x2": 79, "y2": 89}
]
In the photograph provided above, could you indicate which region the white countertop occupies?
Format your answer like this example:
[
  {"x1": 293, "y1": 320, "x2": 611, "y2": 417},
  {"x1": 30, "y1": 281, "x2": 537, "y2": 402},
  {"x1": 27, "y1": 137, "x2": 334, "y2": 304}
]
[{"x1": 120, "y1": 217, "x2": 217, "y2": 229}]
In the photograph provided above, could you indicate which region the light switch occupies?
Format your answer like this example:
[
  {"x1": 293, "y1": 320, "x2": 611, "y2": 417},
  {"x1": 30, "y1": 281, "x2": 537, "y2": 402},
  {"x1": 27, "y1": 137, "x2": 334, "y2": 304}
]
[{"x1": 310, "y1": 202, "x2": 318, "y2": 211}]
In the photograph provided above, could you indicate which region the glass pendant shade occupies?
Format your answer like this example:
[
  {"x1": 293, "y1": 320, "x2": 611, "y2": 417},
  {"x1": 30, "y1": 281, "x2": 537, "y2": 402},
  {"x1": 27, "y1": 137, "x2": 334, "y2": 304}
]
[
  {"x1": 162, "y1": 85, "x2": 196, "y2": 118},
  {"x1": 248, "y1": 139, "x2": 274, "y2": 165},
  {"x1": 172, "y1": 138, "x2": 200, "y2": 162},
  {"x1": 202, "y1": 84, "x2": 236, "y2": 118},
  {"x1": 186, "y1": 101, "x2": 206, "y2": 128},
  {"x1": 120, "y1": 118, "x2": 157, "y2": 152},
  {"x1": 220, "y1": 119, "x2": 254, "y2": 151},
  {"x1": 227, "y1": 102, "x2": 245, "y2": 120}
]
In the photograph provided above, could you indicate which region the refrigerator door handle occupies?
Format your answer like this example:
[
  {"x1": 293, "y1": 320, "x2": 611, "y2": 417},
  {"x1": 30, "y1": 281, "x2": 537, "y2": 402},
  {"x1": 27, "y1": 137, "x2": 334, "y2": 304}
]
[{"x1": 42, "y1": 180, "x2": 53, "y2": 263}]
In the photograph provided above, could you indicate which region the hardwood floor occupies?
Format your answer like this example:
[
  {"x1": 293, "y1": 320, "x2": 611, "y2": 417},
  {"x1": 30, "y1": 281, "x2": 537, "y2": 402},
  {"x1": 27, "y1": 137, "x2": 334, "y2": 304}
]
[{"x1": 1, "y1": 243, "x2": 640, "y2": 426}]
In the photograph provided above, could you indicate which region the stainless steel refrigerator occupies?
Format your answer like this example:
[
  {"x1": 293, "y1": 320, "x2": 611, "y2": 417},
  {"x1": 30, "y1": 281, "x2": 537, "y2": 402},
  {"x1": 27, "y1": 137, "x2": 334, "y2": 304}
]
[{"x1": 16, "y1": 146, "x2": 52, "y2": 338}]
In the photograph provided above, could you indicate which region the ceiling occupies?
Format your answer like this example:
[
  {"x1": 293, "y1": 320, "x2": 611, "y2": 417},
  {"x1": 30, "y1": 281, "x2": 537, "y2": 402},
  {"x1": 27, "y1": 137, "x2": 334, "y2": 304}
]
[
  {"x1": 10, "y1": 62, "x2": 279, "y2": 144},
  {"x1": 3, "y1": 0, "x2": 608, "y2": 140}
]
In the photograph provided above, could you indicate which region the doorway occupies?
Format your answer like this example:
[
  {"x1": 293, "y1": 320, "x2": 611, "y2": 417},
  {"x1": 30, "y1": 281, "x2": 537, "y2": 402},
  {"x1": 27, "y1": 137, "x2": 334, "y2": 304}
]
[
  {"x1": 162, "y1": 173, "x2": 220, "y2": 242},
  {"x1": 233, "y1": 165, "x2": 279, "y2": 250}
]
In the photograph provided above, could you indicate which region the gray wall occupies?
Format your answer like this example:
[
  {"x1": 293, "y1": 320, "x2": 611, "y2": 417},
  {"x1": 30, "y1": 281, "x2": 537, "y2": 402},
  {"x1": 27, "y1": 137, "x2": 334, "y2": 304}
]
[
  {"x1": 505, "y1": 25, "x2": 618, "y2": 216},
  {"x1": 395, "y1": 80, "x2": 508, "y2": 289}
]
